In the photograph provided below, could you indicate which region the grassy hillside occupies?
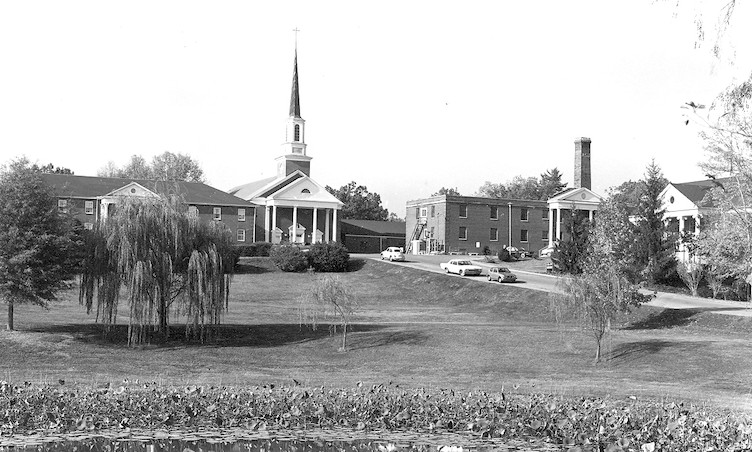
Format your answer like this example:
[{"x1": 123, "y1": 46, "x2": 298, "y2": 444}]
[{"x1": 1, "y1": 257, "x2": 751, "y2": 410}]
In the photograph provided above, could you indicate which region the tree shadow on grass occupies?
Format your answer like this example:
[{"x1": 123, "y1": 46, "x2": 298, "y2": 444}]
[
  {"x1": 607, "y1": 339, "x2": 708, "y2": 364},
  {"x1": 233, "y1": 262, "x2": 273, "y2": 274},
  {"x1": 623, "y1": 309, "x2": 700, "y2": 330},
  {"x1": 25, "y1": 323, "x2": 421, "y2": 350},
  {"x1": 348, "y1": 258, "x2": 367, "y2": 272}
]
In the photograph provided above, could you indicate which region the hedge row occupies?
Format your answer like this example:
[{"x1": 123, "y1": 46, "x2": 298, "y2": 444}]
[{"x1": 270, "y1": 243, "x2": 350, "y2": 273}]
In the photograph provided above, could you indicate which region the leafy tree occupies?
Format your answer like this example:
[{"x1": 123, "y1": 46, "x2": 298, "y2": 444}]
[
  {"x1": 607, "y1": 180, "x2": 642, "y2": 215},
  {"x1": 476, "y1": 168, "x2": 566, "y2": 200},
  {"x1": 0, "y1": 158, "x2": 81, "y2": 331},
  {"x1": 431, "y1": 187, "x2": 461, "y2": 196},
  {"x1": 79, "y1": 196, "x2": 234, "y2": 345},
  {"x1": 298, "y1": 275, "x2": 357, "y2": 351},
  {"x1": 677, "y1": 261, "x2": 704, "y2": 297},
  {"x1": 32, "y1": 163, "x2": 74, "y2": 174},
  {"x1": 476, "y1": 181, "x2": 508, "y2": 198},
  {"x1": 325, "y1": 181, "x2": 389, "y2": 221},
  {"x1": 386, "y1": 212, "x2": 403, "y2": 222},
  {"x1": 634, "y1": 161, "x2": 674, "y2": 284},
  {"x1": 98, "y1": 152, "x2": 205, "y2": 183},
  {"x1": 539, "y1": 167, "x2": 567, "y2": 199},
  {"x1": 552, "y1": 199, "x2": 653, "y2": 363}
]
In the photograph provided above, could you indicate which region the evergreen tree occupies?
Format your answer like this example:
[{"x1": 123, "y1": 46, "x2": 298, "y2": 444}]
[
  {"x1": 634, "y1": 160, "x2": 674, "y2": 284},
  {"x1": 551, "y1": 208, "x2": 590, "y2": 274}
]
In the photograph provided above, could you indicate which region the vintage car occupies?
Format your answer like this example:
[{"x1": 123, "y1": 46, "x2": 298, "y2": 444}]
[
  {"x1": 487, "y1": 266, "x2": 517, "y2": 283},
  {"x1": 380, "y1": 246, "x2": 405, "y2": 262},
  {"x1": 439, "y1": 259, "x2": 483, "y2": 276}
]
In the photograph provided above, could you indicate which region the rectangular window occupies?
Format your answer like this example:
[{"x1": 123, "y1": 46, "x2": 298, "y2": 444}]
[
  {"x1": 520, "y1": 229, "x2": 529, "y2": 242},
  {"x1": 542, "y1": 209, "x2": 549, "y2": 220},
  {"x1": 84, "y1": 200, "x2": 94, "y2": 215},
  {"x1": 84, "y1": 222, "x2": 94, "y2": 230},
  {"x1": 238, "y1": 208, "x2": 246, "y2": 222},
  {"x1": 459, "y1": 204, "x2": 467, "y2": 218},
  {"x1": 415, "y1": 207, "x2": 420, "y2": 219},
  {"x1": 520, "y1": 207, "x2": 529, "y2": 222},
  {"x1": 188, "y1": 206, "x2": 199, "y2": 218},
  {"x1": 430, "y1": 226, "x2": 435, "y2": 238},
  {"x1": 542, "y1": 230, "x2": 549, "y2": 241},
  {"x1": 490, "y1": 227, "x2": 498, "y2": 241},
  {"x1": 430, "y1": 205, "x2": 435, "y2": 217},
  {"x1": 213, "y1": 207, "x2": 222, "y2": 221},
  {"x1": 237, "y1": 229, "x2": 246, "y2": 242},
  {"x1": 420, "y1": 207, "x2": 428, "y2": 217},
  {"x1": 459, "y1": 226, "x2": 467, "y2": 240},
  {"x1": 57, "y1": 199, "x2": 68, "y2": 213},
  {"x1": 490, "y1": 206, "x2": 498, "y2": 220}
]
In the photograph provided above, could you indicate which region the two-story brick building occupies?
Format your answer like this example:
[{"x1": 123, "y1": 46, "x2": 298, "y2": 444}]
[
  {"x1": 41, "y1": 174, "x2": 255, "y2": 244},
  {"x1": 405, "y1": 196, "x2": 549, "y2": 255},
  {"x1": 406, "y1": 137, "x2": 603, "y2": 255}
]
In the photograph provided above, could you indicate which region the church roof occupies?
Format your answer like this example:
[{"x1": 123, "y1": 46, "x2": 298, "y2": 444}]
[
  {"x1": 41, "y1": 174, "x2": 252, "y2": 207},
  {"x1": 289, "y1": 50, "x2": 301, "y2": 118},
  {"x1": 670, "y1": 177, "x2": 734, "y2": 206},
  {"x1": 228, "y1": 175, "x2": 278, "y2": 200}
]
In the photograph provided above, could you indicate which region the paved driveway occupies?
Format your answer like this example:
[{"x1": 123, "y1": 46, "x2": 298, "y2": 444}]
[{"x1": 365, "y1": 253, "x2": 752, "y2": 317}]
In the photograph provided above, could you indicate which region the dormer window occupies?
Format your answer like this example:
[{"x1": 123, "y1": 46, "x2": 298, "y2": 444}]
[{"x1": 294, "y1": 124, "x2": 301, "y2": 142}]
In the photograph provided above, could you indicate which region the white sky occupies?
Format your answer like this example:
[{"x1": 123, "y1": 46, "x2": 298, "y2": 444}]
[{"x1": 2, "y1": 1, "x2": 752, "y2": 217}]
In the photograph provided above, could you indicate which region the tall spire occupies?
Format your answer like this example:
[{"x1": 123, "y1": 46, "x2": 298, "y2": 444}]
[{"x1": 289, "y1": 49, "x2": 301, "y2": 118}]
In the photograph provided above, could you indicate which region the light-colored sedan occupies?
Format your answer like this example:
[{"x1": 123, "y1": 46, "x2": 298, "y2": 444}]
[
  {"x1": 487, "y1": 266, "x2": 517, "y2": 283},
  {"x1": 381, "y1": 247, "x2": 405, "y2": 262},
  {"x1": 439, "y1": 259, "x2": 483, "y2": 276}
]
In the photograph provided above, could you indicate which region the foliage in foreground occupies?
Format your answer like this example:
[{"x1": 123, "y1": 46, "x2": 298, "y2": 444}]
[{"x1": 0, "y1": 381, "x2": 750, "y2": 451}]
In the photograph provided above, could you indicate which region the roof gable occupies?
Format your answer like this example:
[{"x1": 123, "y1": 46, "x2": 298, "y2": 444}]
[
  {"x1": 105, "y1": 182, "x2": 159, "y2": 198},
  {"x1": 267, "y1": 175, "x2": 343, "y2": 206},
  {"x1": 548, "y1": 187, "x2": 603, "y2": 204}
]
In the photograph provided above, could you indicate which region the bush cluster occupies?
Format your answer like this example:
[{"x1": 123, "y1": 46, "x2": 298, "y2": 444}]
[
  {"x1": 269, "y1": 245, "x2": 309, "y2": 272},
  {"x1": 235, "y1": 242, "x2": 273, "y2": 257},
  {"x1": 307, "y1": 242, "x2": 350, "y2": 272},
  {"x1": 269, "y1": 243, "x2": 350, "y2": 273},
  {"x1": 1, "y1": 381, "x2": 750, "y2": 451}
]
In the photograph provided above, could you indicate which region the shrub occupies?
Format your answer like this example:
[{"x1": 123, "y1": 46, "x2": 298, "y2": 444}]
[
  {"x1": 269, "y1": 244, "x2": 309, "y2": 272},
  {"x1": 498, "y1": 248, "x2": 511, "y2": 262},
  {"x1": 308, "y1": 242, "x2": 350, "y2": 272},
  {"x1": 236, "y1": 242, "x2": 273, "y2": 257}
]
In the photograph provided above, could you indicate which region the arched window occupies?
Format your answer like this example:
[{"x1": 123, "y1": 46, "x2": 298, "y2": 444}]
[
  {"x1": 301, "y1": 189, "x2": 311, "y2": 194},
  {"x1": 294, "y1": 124, "x2": 301, "y2": 142}
]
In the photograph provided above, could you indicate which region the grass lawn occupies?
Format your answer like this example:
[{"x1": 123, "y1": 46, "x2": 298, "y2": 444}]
[{"x1": 2, "y1": 257, "x2": 752, "y2": 411}]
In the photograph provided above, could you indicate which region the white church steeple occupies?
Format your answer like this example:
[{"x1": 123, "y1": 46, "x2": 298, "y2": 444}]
[{"x1": 276, "y1": 47, "x2": 312, "y2": 178}]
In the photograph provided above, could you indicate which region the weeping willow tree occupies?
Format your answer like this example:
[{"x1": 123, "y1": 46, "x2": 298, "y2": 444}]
[{"x1": 79, "y1": 195, "x2": 235, "y2": 345}]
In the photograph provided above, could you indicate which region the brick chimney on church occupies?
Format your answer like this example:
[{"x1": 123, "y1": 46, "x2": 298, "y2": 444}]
[{"x1": 574, "y1": 137, "x2": 591, "y2": 189}]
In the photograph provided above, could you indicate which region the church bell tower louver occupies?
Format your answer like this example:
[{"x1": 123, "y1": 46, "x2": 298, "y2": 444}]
[{"x1": 276, "y1": 48, "x2": 312, "y2": 178}]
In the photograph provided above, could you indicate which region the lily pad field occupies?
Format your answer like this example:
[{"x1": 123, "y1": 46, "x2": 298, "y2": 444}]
[{"x1": 2, "y1": 257, "x2": 752, "y2": 450}]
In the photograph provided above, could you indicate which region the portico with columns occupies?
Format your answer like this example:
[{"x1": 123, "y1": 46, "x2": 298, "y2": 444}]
[
  {"x1": 229, "y1": 44, "x2": 343, "y2": 244},
  {"x1": 659, "y1": 179, "x2": 715, "y2": 263},
  {"x1": 546, "y1": 187, "x2": 603, "y2": 246}
]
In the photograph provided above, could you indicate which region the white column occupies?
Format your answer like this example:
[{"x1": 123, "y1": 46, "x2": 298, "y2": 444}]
[
  {"x1": 548, "y1": 208, "x2": 554, "y2": 246},
  {"x1": 588, "y1": 209, "x2": 593, "y2": 222},
  {"x1": 292, "y1": 206, "x2": 298, "y2": 244},
  {"x1": 332, "y1": 209, "x2": 338, "y2": 242},
  {"x1": 556, "y1": 208, "x2": 562, "y2": 240},
  {"x1": 264, "y1": 206, "x2": 270, "y2": 242},
  {"x1": 694, "y1": 215, "x2": 700, "y2": 235},
  {"x1": 325, "y1": 209, "x2": 331, "y2": 243},
  {"x1": 679, "y1": 215, "x2": 685, "y2": 234},
  {"x1": 312, "y1": 208, "x2": 318, "y2": 244},
  {"x1": 272, "y1": 205, "x2": 277, "y2": 234}
]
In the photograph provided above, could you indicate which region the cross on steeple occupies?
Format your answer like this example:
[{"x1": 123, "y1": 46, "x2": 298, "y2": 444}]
[{"x1": 292, "y1": 27, "x2": 300, "y2": 49}]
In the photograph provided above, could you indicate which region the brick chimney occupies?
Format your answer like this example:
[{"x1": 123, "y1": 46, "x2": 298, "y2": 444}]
[{"x1": 574, "y1": 137, "x2": 591, "y2": 189}]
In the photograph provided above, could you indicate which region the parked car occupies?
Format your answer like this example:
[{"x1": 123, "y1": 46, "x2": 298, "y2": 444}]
[
  {"x1": 539, "y1": 245, "x2": 555, "y2": 258},
  {"x1": 381, "y1": 246, "x2": 405, "y2": 262},
  {"x1": 440, "y1": 259, "x2": 483, "y2": 276},
  {"x1": 506, "y1": 246, "x2": 521, "y2": 260},
  {"x1": 487, "y1": 266, "x2": 517, "y2": 283}
]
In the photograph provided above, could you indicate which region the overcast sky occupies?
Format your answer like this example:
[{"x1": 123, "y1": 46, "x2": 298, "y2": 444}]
[{"x1": 2, "y1": 1, "x2": 751, "y2": 216}]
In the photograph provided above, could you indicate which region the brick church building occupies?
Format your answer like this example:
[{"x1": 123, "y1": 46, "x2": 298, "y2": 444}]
[{"x1": 229, "y1": 49, "x2": 343, "y2": 245}]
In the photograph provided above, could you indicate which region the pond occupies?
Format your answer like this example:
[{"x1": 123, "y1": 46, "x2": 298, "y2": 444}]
[{"x1": 0, "y1": 429, "x2": 559, "y2": 452}]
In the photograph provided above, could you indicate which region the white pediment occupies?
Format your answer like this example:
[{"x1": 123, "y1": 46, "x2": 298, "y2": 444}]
[
  {"x1": 548, "y1": 187, "x2": 603, "y2": 204},
  {"x1": 660, "y1": 184, "x2": 701, "y2": 218},
  {"x1": 253, "y1": 173, "x2": 343, "y2": 208},
  {"x1": 104, "y1": 182, "x2": 159, "y2": 198}
]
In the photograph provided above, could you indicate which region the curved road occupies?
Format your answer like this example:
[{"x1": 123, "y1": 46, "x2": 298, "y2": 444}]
[{"x1": 369, "y1": 254, "x2": 752, "y2": 317}]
